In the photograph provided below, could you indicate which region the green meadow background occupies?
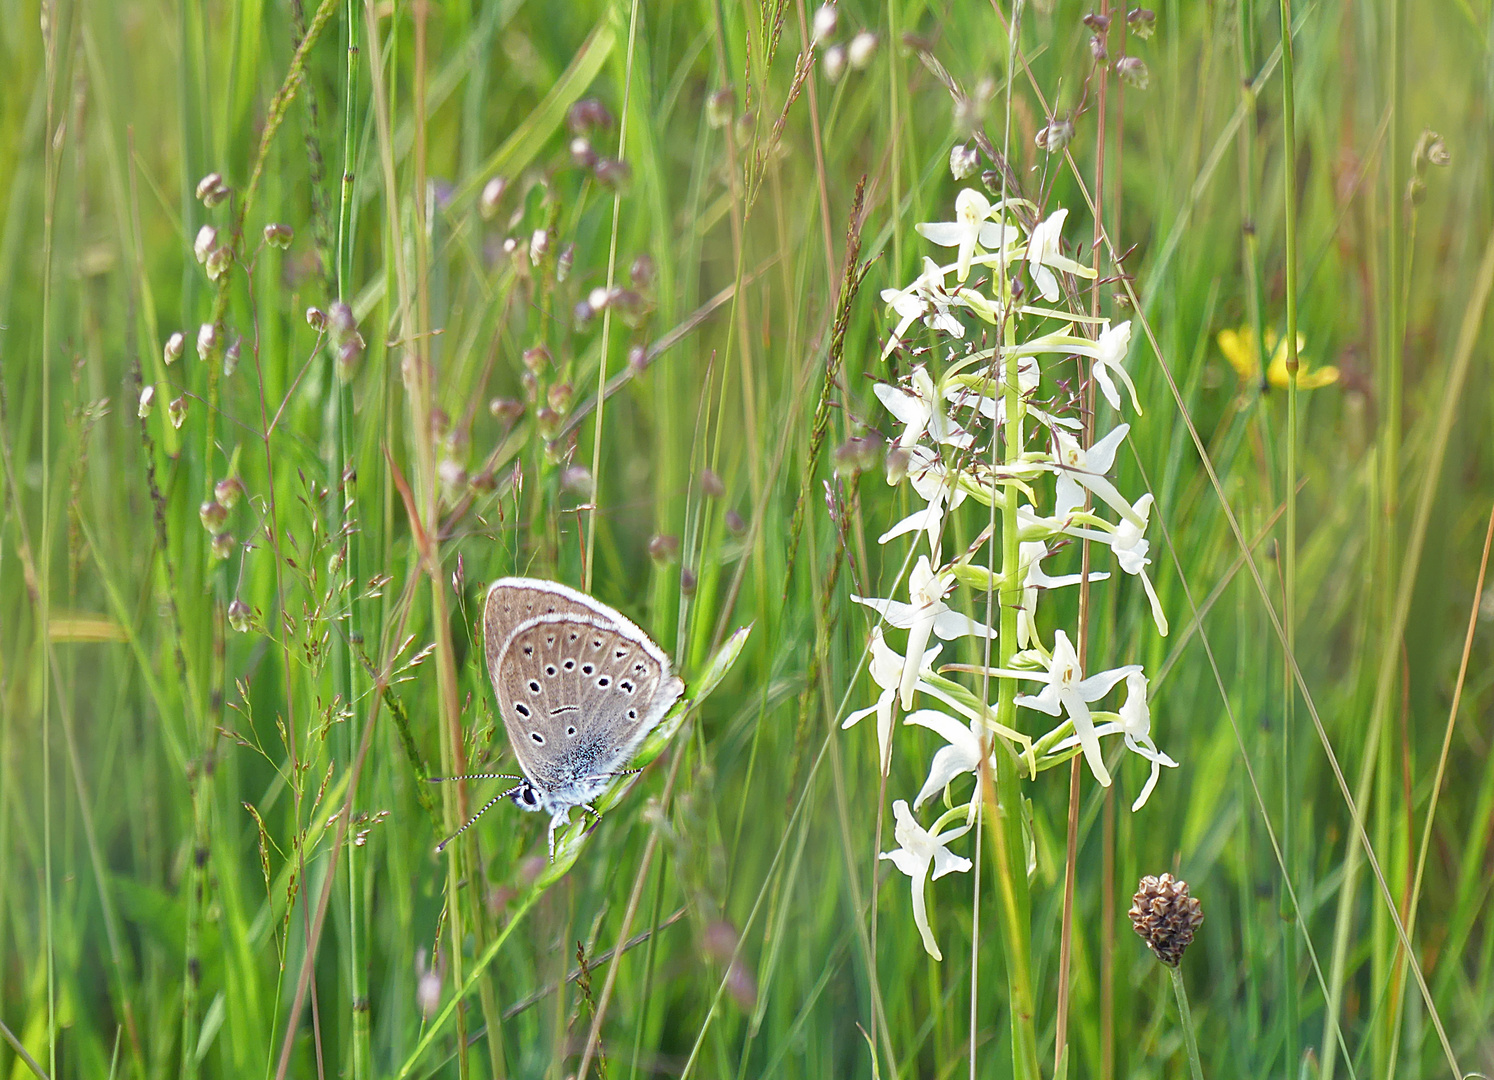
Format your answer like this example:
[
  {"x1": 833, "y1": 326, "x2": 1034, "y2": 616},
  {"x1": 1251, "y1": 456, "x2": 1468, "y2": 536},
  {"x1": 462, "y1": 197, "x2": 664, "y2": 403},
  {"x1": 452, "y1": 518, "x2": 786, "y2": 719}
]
[{"x1": 2, "y1": 0, "x2": 1492, "y2": 1078}]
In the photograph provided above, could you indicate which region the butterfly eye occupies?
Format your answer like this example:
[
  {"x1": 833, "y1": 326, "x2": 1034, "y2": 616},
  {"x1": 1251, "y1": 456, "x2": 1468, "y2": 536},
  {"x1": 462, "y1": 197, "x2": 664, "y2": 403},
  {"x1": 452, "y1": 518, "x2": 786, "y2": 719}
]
[
  {"x1": 627, "y1": 708, "x2": 638, "y2": 720},
  {"x1": 545, "y1": 664, "x2": 557, "y2": 677},
  {"x1": 523, "y1": 644, "x2": 534, "y2": 656},
  {"x1": 563, "y1": 659, "x2": 575, "y2": 671},
  {"x1": 582, "y1": 663, "x2": 595, "y2": 676},
  {"x1": 528, "y1": 680, "x2": 541, "y2": 693},
  {"x1": 615, "y1": 649, "x2": 625, "y2": 659},
  {"x1": 530, "y1": 732, "x2": 545, "y2": 745},
  {"x1": 566, "y1": 726, "x2": 577, "y2": 737},
  {"x1": 620, "y1": 680, "x2": 634, "y2": 693},
  {"x1": 634, "y1": 662, "x2": 645, "y2": 673},
  {"x1": 591, "y1": 638, "x2": 603, "y2": 649},
  {"x1": 598, "y1": 676, "x2": 610, "y2": 688},
  {"x1": 515, "y1": 703, "x2": 531, "y2": 717},
  {"x1": 569, "y1": 631, "x2": 579, "y2": 641}
]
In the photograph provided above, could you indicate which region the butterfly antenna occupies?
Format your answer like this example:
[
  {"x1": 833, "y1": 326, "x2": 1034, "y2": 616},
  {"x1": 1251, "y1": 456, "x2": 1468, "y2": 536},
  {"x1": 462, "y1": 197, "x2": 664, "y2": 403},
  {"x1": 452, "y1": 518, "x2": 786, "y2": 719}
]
[
  {"x1": 433, "y1": 785, "x2": 521, "y2": 854},
  {"x1": 427, "y1": 772, "x2": 522, "y2": 783}
]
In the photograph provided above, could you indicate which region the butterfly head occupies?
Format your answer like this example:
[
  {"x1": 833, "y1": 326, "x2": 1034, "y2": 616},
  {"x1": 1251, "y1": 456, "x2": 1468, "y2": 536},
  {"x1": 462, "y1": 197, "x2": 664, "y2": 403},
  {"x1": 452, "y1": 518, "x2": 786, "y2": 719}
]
[{"x1": 510, "y1": 778, "x2": 544, "y2": 813}]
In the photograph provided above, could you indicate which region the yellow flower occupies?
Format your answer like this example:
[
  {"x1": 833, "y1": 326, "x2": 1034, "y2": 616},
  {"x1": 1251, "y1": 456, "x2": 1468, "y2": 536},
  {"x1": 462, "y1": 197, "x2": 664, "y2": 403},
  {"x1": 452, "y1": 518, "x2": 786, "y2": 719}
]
[{"x1": 1217, "y1": 326, "x2": 1339, "y2": 390}]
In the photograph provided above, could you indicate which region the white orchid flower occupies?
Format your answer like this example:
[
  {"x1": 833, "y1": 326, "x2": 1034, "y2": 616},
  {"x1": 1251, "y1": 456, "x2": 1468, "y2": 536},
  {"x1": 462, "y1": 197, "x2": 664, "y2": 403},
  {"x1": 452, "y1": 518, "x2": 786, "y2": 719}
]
[
  {"x1": 1091, "y1": 320, "x2": 1142, "y2": 414},
  {"x1": 878, "y1": 446, "x2": 970, "y2": 555},
  {"x1": 842, "y1": 627, "x2": 941, "y2": 771},
  {"x1": 1107, "y1": 493, "x2": 1169, "y2": 635},
  {"x1": 987, "y1": 629, "x2": 1140, "y2": 787},
  {"x1": 880, "y1": 258, "x2": 966, "y2": 358},
  {"x1": 880, "y1": 800, "x2": 972, "y2": 960},
  {"x1": 1050, "y1": 425, "x2": 1144, "y2": 525},
  {"x1": 851, "y1": 555, "x2": 996, "y2": 708},
  {"x1": 1016, "y1": 541, "x2": 1110, "y2": 647},
  {"x1": 916, "y1": 188, "x2": 1012, "y2": 282},
  {"x1": 1051, "y1": 671, "x2": 1176, "y2": 809},
  {"x1": 875, "y1": 367, "x2": 974, "y2": 450},
  {"x1": 1022, "y1": 208, "x2": 1098, "y2": 302},
  {"x1": 905, "y1": 709, "x2": 994, "y2": 810}
]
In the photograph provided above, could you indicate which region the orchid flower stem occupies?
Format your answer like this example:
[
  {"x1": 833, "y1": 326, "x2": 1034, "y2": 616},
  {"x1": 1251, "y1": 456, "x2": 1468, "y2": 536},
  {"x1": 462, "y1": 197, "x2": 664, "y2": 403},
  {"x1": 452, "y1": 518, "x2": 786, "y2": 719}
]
[
  {"x1": 989, "y1": 299, "x2": 1040, "y2": 1080},
  {"x1": 1168, "y1": 964, "x2": 1206, "y2": 1080}
]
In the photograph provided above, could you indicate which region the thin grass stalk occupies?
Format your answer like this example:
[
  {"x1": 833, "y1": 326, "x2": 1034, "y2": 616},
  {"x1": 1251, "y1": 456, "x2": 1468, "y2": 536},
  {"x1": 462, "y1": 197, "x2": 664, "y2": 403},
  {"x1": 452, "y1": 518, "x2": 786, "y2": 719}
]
[
  {"x1": 38, "y1": 3, "x2": 60, "y2": 1072},
  {"x1": 331, "y1": 5, "x2": 373, "y2": 1076},
  {"x1": 583, "y1": 0, "x2": 641, "y2": 593},
  {"x1": 1058, "y1": 1, "x2": 1112, "y2": 1065},
  {"x1": 1101, "y1": 12, "x2": 1128, "y2": 1076},
  {"x1": 1277, "y1": 0, "x2": 1302, "y2": 1074}
]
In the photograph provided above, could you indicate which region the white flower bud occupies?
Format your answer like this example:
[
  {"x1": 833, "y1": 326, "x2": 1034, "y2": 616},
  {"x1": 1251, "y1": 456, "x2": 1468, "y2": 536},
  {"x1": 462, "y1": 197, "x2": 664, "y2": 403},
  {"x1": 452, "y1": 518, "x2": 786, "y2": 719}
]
[
  {"x1": 169, "y1": 395, "x2": 188, "y2": 429},
  {"x1": 847, "y1": 31, "x2": 878, "y2": 70},
  {"x1": 164, "y1": 331, "x2": 185, "y2": 365},
  {"x1": 822, "y1": 44, "x2": 847, "y2": 83},
  {"x1": 949, "y1": 144, "x2": 979, "y2": 180},
  {"x1": 812, "y1": 3, "x2": 837, "y2": 42},
  {"x1": 195, "y1": 173, "x2": 224, "y2": 202},
  {"x1": 194, "y1": 225, "x2": 217, "y2": 264},
  {"x1": 137, "y1": 384, "x2": 155, "y2": 418},
  {"x1": 197, "y1": 322, "x2": 219, "y2": 361}
]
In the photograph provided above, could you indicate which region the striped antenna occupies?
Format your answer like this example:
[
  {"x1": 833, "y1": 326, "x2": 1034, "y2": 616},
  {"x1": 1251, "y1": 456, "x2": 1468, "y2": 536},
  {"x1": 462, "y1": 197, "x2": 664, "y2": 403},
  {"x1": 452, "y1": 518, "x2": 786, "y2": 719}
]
[{"x1": 430, "y1": 776, "x2": 524, "y2": 853}]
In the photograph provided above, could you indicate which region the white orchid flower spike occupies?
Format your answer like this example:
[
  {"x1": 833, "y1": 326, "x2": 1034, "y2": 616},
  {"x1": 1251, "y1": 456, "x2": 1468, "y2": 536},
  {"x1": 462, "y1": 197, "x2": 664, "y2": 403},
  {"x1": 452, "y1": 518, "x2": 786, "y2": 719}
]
[{"x1": 880, "y1": 800, "x2": 972, "y2": 960}]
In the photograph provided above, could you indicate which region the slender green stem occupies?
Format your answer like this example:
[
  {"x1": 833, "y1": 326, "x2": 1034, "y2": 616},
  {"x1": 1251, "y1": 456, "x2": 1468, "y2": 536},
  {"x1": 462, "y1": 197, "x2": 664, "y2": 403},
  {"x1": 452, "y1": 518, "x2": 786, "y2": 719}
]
[
  {"x1": 1277, "y1": 1, "x2": 1301, "y2": 1075},
  {"x1": 1168, "y1": 964, "x2": 1206, "y2": 1080}
]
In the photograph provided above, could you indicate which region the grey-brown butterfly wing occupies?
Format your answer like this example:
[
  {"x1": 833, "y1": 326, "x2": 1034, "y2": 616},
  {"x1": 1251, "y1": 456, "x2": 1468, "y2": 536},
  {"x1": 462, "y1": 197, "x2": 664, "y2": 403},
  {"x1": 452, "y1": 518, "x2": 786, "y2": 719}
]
[
  {"x1": 484, "y1": 577, "x2": 609, "y2": 677},
  {"x1": 487, "y1": 600, "x2": 683, "y2": 801}
]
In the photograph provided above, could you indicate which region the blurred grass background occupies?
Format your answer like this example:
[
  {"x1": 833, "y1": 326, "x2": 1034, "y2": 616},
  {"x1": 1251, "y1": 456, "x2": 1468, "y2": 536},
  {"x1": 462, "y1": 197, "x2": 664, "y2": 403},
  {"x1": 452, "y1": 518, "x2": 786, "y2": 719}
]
[{"x1": 1, "y1": 0, "x2": 1492, "y2": 1078}]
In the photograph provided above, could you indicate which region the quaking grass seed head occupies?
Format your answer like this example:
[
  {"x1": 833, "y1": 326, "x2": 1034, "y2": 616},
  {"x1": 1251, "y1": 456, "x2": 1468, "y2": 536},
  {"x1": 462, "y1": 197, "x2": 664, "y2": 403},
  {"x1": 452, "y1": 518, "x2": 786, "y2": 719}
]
[{"x1": 1129, "y1": 873, "x2": 1203, "y2": 967}]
